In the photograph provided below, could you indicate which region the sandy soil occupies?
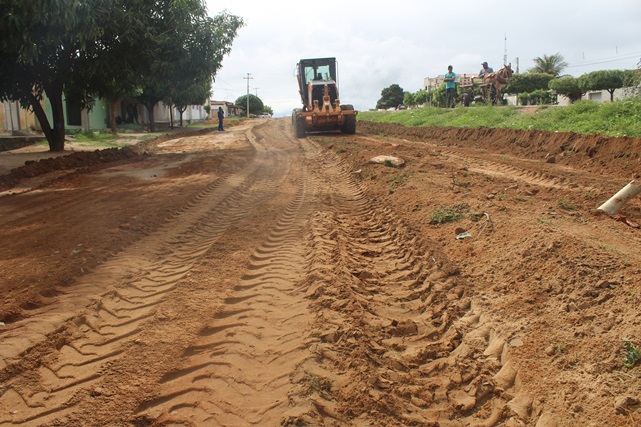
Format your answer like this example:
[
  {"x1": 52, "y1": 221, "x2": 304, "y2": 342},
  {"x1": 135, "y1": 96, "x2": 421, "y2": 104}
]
[{"x1": 1, "y1": 118, "x2": 641, "y2": 426}]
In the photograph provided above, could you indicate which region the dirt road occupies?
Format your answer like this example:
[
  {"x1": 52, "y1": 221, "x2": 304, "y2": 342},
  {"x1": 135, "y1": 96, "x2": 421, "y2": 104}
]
[{"x1": 1, "y1": 118, "x2": 641, "y2": 426}]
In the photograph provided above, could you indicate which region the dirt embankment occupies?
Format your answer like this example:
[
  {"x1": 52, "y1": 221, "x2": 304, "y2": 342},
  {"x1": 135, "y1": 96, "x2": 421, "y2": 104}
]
[
  {"x1": 358, "y1": 121, "x2": 641, "y2": 180},
  {"x1": 1, "y1": 119, "x2": 641, "y2": 426}
]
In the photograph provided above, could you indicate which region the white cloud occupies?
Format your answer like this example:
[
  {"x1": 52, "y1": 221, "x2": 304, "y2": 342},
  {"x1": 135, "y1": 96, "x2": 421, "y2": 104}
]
[{"x1": 206, "y1": 1, "x2": 641, "y2": 117}]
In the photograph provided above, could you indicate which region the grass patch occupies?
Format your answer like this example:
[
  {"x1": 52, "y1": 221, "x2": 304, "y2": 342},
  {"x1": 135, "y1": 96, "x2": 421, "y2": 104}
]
[
  {"x1": 297, "y1": 372, "x2": 332, "y2": 396},
  {"x1": 624, "y1": 338, "x2": 641, "y2": 368},
  {"x1": 557, "y1": 198, "x2": 578, "y2": 211},
  {"x1": 430, "y1": 203, "x2": 469, "y2": 225},
  {"x1": 387, "y1": 172, "x2": 411, "y2": 190},
  {"x1": 358, "y1": 98, "x2": 641, "y2": 137}
]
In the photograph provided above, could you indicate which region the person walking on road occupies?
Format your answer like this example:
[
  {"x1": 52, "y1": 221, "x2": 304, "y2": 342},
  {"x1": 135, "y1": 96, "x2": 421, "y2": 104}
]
[
  {"x1": 217, "y1": 106, "x2": 224, "y2": 131},
  {"x1": 444, "y1": 65, "x2": 456, "y2": 108}
]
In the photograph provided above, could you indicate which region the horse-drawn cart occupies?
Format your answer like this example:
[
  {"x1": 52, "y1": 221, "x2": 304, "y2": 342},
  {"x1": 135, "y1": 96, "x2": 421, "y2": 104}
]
[{"x1": 459, "y1": 63, "x2": 513, "y2": 106}]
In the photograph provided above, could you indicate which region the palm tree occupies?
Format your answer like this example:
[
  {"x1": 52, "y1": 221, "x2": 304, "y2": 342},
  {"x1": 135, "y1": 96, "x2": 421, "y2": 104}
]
[{"x1": 529, "y1": 53, "x2": 568, "y2": 76}]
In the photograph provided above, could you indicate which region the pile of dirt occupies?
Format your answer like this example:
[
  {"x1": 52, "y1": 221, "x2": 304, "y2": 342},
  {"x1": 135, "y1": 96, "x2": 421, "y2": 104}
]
[
  {"x1": 358, "y1": 121, "x2": 641, "y2": 180},
  {"x1": 0, "y1": 127, "x2": 219, "y2": 191}
]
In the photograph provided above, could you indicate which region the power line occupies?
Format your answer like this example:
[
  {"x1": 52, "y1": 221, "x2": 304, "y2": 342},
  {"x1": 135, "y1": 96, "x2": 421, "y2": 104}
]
[{"x1": 566, "y1": 51, "x2": 641, "y2": 68}]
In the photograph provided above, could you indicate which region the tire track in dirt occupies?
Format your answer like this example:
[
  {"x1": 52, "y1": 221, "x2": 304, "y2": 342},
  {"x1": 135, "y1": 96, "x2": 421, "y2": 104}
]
[
  {"x1": 436, "y1": 147, "x2": 595, "y2": 193},
  {"x1": 0, "y1": 127, "x2": 292, "y2": 426},
  {"x1": 135, "y1": 166, "x2": 316, "y2": 425},
  {"x1": 130, "y1": 120, "x2": 329, "y2": 425},
  {"x1": 291, "y1": 143, "x2": 532, "y2": 426},
  {"x1": 1, "y1": 121, "x2": 543, "y2": 425}
]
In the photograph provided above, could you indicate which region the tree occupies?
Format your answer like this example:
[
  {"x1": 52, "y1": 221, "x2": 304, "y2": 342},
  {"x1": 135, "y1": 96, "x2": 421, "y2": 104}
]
[
  {"x1": 414, "y1": 90, "x2": 430, "y2": 106},
  {"x1": 578, "y1": 70, "x2": 625, "y2": 101},
  {"x1": 235, "y1": 94, "x2": 264, "y2": 117},
  {"x1": 505, "y1": 73, "x2": 555, "y2": 95},
  {"x1": 376, "y1": 84, "x2": 405, "y2": 110},
  {"x1": 549, "y1": 76, "x2": 583, "y2": 103},
  {"x1": 0, "y1": 0, "x2": 243, "y2": 149},
  {"x1": 403, "y1": 92, "x2": 416, "y2": 107},
  {"x1": 171, "y1": 78, "x2": 211, "y2": 127},
  {"x1": 139, "y1": 5, "x2": 243, "y2": 131},
  {"x1": 529, "y1": 53, "x2": 568, "y2": 76},
  {"x1": 621, "y1": 69, "x2": 641, "y2": 98},
  {"x1": 433, "y1": 85, "x2": 449, "y2": 107},
  {"x1": 0, "y1": 0, "x2": 108, "y2": 151},
  {"x1": 76, "y1": 0, "x2": 158, "y2": 134}
]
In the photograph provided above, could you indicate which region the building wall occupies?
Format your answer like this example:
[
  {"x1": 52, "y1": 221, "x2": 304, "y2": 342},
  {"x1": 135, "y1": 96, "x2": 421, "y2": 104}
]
[
  {"x1": 4, "y1": 95, "x2": 209, "y2": 134},
  {"x1": 424, "y1": 74, "x2": 479, "y2": 91},
  {"x1": 1, "y1": 101, "x2": 41, "y2": 133},
  {"x1": 557, "y1": 85, "x2": 640, "y2": 105}
]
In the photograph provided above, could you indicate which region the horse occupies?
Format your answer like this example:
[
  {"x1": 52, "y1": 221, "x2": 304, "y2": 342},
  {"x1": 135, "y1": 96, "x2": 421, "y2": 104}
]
[{"x1": 482, "y1": 63, "x2": 513, "y2": 104}]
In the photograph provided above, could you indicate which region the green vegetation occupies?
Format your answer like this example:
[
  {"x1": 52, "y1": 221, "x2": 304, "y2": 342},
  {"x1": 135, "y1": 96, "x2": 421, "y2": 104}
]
[
  {"x1": 377, "y1": 84, "x2": 406, "y2": 110},
  {"x1": 358, "y1": 98, "x2": 641, "y2": 137},
  {"x1": 0, "y1": 1, "x2": 243, "y2": 151},
  {"x1": 557, "y1": 198, "x2": 578, "y2": 211},
  {"x1": 623, "y1": 338, "x2": 641, "y2": 368},
  {"x1": 429, "y1": 203, "x2": 469, "y2": 225},
  {"x1": 387, "y1": 172, "x2": 411, "y2": 189}
]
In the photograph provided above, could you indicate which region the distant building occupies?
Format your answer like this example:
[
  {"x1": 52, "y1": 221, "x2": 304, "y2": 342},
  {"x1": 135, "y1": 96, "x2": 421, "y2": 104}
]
[
  {"x1": 2, "y1": 96, "x2": 209, "y2": 134},
  {"x1": 210, "y1": 100, "x2": 243, "y2": 117},
  {"x1": 424, "y1": 73, "x2": 478, "y2": 92}
]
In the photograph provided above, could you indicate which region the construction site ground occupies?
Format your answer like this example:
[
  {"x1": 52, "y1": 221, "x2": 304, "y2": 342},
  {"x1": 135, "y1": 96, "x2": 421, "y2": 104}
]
[{"x1": 1, "y1": 117, "x2": 641, "y2": 426}]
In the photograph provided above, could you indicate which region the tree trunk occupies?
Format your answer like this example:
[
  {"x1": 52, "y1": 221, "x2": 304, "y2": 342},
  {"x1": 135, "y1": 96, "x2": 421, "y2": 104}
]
[
  {"x1": 47, "y1": 88, "x2": 66, "y2": 151},
  {"x1": 178, "y1": 107, "x2": 186, "y2": 127},
  {"x1": 142, "y1": 100, "x2": 157, "y2": 132},
  {"x1": 29, "y1": 93, "x2": 52, "y2": 143},
  {"x1": 30, "y1": 88, "x2": 65, "y2": 152},
  {"x1": 110, "y1": 101, "x2": 118, "y2": 134}
]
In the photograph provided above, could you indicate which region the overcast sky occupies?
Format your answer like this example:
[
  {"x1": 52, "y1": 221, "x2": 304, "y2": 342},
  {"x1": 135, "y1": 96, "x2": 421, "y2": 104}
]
[{"x1": 205, "y1": 0, "x2": 641, "y2": 117}]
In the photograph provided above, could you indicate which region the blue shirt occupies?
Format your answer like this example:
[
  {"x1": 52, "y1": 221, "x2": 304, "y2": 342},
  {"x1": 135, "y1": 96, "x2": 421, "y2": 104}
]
[{"x1": 444, "y1": 72, "x2": 456, "y2": 89}]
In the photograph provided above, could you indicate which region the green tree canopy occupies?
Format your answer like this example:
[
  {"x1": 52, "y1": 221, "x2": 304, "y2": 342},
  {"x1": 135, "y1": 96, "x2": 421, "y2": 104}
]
[
  {"x1": 0, "y1": 0, "x2": 108, "y2": 151},
  {"x1": 235, "y1": 94, "x2": 264, "y2": 117},
  {"x1": 414, "y1": 90, "x2": 430, "y2": 106},
  {"x1": 505, "y1": 73, "x2": 555, "y2": 94},
  {"x1": 0, "y1": 0, "x2": 243, "y2": 149},
  {"x1": 578, "y1": 70, "x2": 625, "y2": 101},
  {"x1": 622, "y1": 69, "x2": 641, "y2": 88},
  {"x1": 529, "y1": 53, "x2": 568, "y2": 76},
  {"x1": 171, "y1": 78, "x2": 211, "y2": 126},
  {"x1": 376, "y1": 84, "x2": 405, "y2": 109},
  {"x1": 403, "y1": 92, "x2": 416, "y2": 107},
  {"x1": 549, "y1": 76, "x2": 583, "y2": 103},
  {"x1": 138, "y1": 6, "x2": 243, "y2": 131}
]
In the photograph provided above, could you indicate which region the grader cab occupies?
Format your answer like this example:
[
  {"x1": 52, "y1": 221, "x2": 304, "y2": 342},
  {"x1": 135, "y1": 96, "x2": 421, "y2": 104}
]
[{"x1": 292, "y1": 57, "x2": 357, "y2": 138}]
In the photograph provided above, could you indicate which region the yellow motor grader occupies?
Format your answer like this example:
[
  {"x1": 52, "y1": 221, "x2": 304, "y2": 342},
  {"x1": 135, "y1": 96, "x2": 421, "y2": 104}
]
[{"x1": 292, "y1": 57, "x2": 357, "y2": 138}]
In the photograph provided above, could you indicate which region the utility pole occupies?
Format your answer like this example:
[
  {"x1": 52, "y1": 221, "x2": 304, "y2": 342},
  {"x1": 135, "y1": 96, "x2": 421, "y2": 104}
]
[
  {"x1": 244, "y1": 73, "x2": 253, "y2": 117},
  {"x1": 503, "y1": 33, "x2": 508, "y2": 66},
  {"x1": 254, "y1": 88, "x2": 259, "y2": 97}
]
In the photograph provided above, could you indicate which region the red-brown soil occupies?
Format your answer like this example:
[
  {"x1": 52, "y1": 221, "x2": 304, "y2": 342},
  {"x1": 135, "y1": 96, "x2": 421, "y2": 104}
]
[{"x1": 1, "y1": 118, "x2": 640, "y2": 426}]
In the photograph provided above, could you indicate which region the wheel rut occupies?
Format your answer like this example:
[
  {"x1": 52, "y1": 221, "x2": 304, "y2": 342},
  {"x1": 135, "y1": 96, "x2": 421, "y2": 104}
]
[
  {"x1": 2, "y1": 121, "x2": 533, "y2": 426},
  {"x1": 0, "y1": 125, "x2": 293, "y2": 426}
]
